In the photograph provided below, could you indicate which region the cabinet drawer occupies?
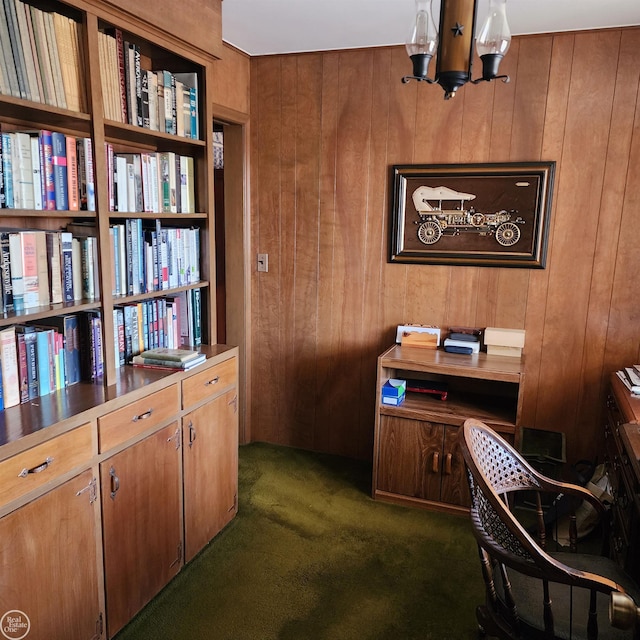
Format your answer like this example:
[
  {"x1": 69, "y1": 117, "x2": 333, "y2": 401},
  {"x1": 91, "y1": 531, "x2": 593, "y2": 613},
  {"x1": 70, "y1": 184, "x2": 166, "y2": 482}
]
[
  {"x1": 182, "y1": 357, "x2": 237, "y2": 408},
  {"x1": 0, "y1": 423, "x2": 93, "y2": 506},
  {"x1": 98, "y1": 386, "x2": 179, "y2": 452}
]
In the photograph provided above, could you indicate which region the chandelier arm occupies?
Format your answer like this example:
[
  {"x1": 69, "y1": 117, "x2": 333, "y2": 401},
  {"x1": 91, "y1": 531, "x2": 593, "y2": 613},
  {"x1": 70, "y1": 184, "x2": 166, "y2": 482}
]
[
  {"x1": 470, "y1": 74, "x2": 510, "y2": 85},
  {"x1": 402, "y1": 75, "x2": 437, "y2": 84}
]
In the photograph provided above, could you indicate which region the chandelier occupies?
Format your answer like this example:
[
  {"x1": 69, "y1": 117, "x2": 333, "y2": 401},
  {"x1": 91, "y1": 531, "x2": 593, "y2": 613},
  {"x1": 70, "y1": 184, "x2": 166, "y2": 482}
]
[{"x1": 403, "y1": 0, "x2": 511, "y2": 99}]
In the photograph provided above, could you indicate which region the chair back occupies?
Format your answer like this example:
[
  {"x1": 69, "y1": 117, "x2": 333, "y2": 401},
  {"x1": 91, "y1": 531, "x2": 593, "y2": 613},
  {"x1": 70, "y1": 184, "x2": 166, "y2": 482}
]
[{"x1": 459, "y1": 418, "x2": 636, "y2": 640}]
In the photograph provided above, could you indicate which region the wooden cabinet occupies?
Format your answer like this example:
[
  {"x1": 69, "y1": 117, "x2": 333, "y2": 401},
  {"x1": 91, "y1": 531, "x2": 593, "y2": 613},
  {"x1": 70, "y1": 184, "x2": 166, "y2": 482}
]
[
  {"x1": 182, "y1": 359, "x2": 238, "y2": 562},
  {"x1": 377, "y1": 416, "x2": 469, "y2": 508},
  {"x1": 100, "y1": 422, "x2": 182, "y2": 637},
  {"x1": 0, "y1": 1, "x2": 237, "y2": 634},
  {"x1": 373, "y1": 344, "x2": 524, "y2": 514},
  {"x1": 0, "y1": 469, "x2": 102, "y2": 640},
  {"x1": 604, "y1": 374, "x2": 640, "y2": 584}
]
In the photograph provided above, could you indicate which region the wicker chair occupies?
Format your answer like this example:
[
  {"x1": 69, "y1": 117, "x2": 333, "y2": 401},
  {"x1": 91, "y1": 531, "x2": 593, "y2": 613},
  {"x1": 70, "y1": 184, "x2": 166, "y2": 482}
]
[{"x1": 459, "y1": 418, "x2": 639, "y2": 640}]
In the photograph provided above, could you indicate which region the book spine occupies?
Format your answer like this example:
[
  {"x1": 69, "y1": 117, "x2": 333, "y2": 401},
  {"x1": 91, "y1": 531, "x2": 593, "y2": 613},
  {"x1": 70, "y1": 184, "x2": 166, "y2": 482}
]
[
  {"x1": 1, "y1": 132, "x2": 13, "y2": 208},
  {"x1": 51, "y1": 131, "x2": 68, "y2": 210},
  {"x1": 66, "y1": 134, "x2": 79, "y2": 211},
  {"x1": 140, "y1": 64, "x2": 150, "y2": 128},
  {"x1": 45, "y1": 232, "x2": 60, "y2": 304},
  {"x1": 35, "y1": 329, "x2": 50, "y2": 396},
  {"x1": 60, "y1": 231, "x2": 74, "y2": 302},
  {"x1": 191, "y1": 287, "x2": 201, "y2": 347},
  {"x1": 0, "y1": 326, "x2": 20, "y2": 407},
  {"x1": 24, "y1": 331, "x2": 38, "y2": 399},
  {"x1": 17, "y1": 333, "x2": 28, "y2": 403},
  {"x1": 0, "y1": 233, "x2": 13, "y2": 311},
  {"x1": 30, "y1": 134, "x2": 42, "y2": 210},
  {"x1": 39, "y1": 130, "x2": 55, "y2": 210},
  {"x1": 0, "y1": 131, "x2": 4, "y2": 208},
  {"x1": 134, "y1": 44, "x2": 142, "y2": 127},
  {"x1": 114, "y1": 28, "x2": 127, "y2": 122}
]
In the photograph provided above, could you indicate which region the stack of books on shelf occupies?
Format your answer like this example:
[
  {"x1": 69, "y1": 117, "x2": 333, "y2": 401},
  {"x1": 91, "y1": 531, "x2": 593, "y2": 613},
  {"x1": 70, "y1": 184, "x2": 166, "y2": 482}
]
[
  {"x1": 0, "y1": 0, "x2": 87, "y2": 111},
  {"x1": 112, "y1": 288, "x2": 202, "y2": 368},
  {"x1": 617, "y1": 366, "x2": 640, "y2": 397},
  {"x1": 97, "y1": 27, "x2": 199, "y2": 139},
  {"x1": 0, "y1": 128, "x2": 95, "y2": 211},
  {"x1": 131, "y1": 347, "x2": 206, "y2": 372},
  {"x1": 104, "y1": 146, "x2": 196, "y2": 214},
  {"x1": 0, "y1": 311, "x2": 104, "y2": 410}
]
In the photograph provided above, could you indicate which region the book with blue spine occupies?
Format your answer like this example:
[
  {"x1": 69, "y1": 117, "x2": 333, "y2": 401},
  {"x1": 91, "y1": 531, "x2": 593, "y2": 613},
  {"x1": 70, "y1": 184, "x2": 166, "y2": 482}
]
[{"x1": 51, "y1": 131, "x2": 68, "y2": 210}]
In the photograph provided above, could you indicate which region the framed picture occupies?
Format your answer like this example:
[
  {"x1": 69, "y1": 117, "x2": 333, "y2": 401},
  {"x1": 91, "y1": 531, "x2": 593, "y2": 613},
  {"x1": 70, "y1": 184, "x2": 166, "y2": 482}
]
[{"x1": 389, "y1": 162, "x2": 555, "y2": 268}]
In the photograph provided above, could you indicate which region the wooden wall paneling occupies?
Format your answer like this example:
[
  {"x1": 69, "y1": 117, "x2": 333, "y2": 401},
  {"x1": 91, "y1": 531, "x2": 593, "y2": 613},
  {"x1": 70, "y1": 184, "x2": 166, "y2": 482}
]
[
  {"x1": 602, "y1": 29, "x2": 640, "y2": 370},
  {"x1": 279, "y1": 56, "x2": 299, "y2": 447},
  {"x1": 579, "y1": 28, "x2": 640, "y2": 435},
  {"x1": 314, "y1": 51, "x2": 340, "y2": 455},
  {"x1": 249, "y1": 60, "x2": 260, "y2": 444},
  {"x1": 211, "y1": 44, "x2": 250, "y2": 117},
  {"x1": 381, "y1": 48, "x2": 417, "y2": 340},
  {"x1": 521, "y1": 34, "x2": 574, "y2": 428},
  {"x1": 488, "y1": 38, "x2": 519, "y2": 162},
  {"x1": 252, "y1": 57, "x2": 283, "y2": 443},
  {"x1": 359, "y1": 48, "x2": 394, "y2": 458},
  {"x1": 290, "y1": 54, "x2": 323, "y2": 451},
  {"x1": 536, "y1": 31, "x2": 619, "y2": 462},
  {"x1": 249, "y1": 29, "x2": 640, "y2": 464},
  {"x1": 329, "y1": 49, "x2": 375, "y2": 458},
  {"x1": 487, "y1": 37, "x2": 554, "y2": 332}
]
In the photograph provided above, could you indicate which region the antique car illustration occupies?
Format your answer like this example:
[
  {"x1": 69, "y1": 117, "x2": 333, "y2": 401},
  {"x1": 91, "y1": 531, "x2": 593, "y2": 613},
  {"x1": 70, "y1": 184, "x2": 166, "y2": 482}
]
[{"x1": 411, "y1": 186, "x2": 526, "y2": 246}]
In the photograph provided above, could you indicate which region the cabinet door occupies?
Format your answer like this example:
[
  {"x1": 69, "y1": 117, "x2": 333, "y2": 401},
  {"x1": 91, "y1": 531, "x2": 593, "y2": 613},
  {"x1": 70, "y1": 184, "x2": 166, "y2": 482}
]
[
  {"x1": 183, "y1": 389, "x2": 238, "y2": 562},
  {"x1": 101, "y1": 423, "x2": 182, "y2": 637},
  {"x1": 377, "y1": 415, "x2": 443, "y2": 502},
  {"x1": 0, "y1": 470, "x2": 101, "y2": 640},
  {"x1": 440, "y1": 426, "x2": 471, "y2": 507}
]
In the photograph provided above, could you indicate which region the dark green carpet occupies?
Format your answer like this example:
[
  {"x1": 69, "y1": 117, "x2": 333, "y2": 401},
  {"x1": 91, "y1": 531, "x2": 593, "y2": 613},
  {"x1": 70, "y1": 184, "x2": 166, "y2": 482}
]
[{"x1": 114, "y1": 443, "x2": 484, "y2": 640}]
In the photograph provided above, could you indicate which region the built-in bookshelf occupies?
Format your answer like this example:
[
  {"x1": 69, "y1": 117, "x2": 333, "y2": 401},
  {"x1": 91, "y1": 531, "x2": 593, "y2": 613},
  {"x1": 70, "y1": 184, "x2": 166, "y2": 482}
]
[{"x1": 0, "y1": 0, "x2": 215, "y2": 420}]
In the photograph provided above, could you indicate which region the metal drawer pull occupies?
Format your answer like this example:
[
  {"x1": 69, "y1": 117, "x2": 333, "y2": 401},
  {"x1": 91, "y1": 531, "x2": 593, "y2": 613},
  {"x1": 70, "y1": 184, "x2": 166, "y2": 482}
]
[
  {"x1": 132, "y1": 408, "x2": 153, "y2": 422},
  {"x1": 205, "y1": 376, "x2": 220, "y2": 386},
  {"x1": 188, "y1": 421, "x2": 196, "y2": 448},
  {"x1": 18, "y1": 457, "x2": 54, "y2": 477},
  {"x1": 109, "y1": 466, "x2": 120, "y2": 500}
]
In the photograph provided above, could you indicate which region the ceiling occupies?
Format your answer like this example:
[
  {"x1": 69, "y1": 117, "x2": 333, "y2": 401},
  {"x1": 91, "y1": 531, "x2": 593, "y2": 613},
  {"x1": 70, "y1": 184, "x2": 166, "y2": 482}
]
[{"x1": 222, "y1": 0, "x2": 640, "y2": 57}]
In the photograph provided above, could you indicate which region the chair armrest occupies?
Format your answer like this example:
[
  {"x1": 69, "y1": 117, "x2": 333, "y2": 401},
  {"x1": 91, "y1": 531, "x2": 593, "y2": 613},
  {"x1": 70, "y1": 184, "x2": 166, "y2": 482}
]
[{"x1": 610, "y1": 592, "x2": 640, "y2": 630}]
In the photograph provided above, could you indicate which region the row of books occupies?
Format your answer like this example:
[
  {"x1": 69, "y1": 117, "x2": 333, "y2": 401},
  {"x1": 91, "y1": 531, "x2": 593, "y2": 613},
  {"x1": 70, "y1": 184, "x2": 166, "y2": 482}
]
[
  {"x1": 113, "y1": 288, "x2": 202, "y2": 368},
  {"x1": 98, "y1": 27, "x2": 199, "y2": 139},
  {"x1": 104, "y1": 145, "x2": 196, "y2": 214},
  {"x1": 0, "y1": 0, "x2": 86, "y2": 111},
  {"x1": 109, "y1": 220, "x2": 200, "y2": 297},
  {"x1": 0, "y1": 128, "x2": 95, "y2": 211},
  {"x1": 0, "y1": 229, "x2": 100, "y2": 314},
  {"x1": 0, "y1": 312, "x2": 102, "y2": 410}
]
